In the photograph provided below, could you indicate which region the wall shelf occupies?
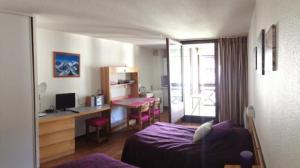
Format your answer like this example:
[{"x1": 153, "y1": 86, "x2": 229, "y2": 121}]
[{"x1": 100, "y1": 66, "x2": 139, "y2": 103}]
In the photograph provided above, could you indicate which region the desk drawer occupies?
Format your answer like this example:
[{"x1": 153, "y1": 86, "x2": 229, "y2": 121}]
[
  {"x1": 39, "y1": 117, "x2": 74, "y2": 135},
  {"x1": 39, "y1": 129, "x2": 74, "y2": 147},
  {"x1": 40, "y1": 140, "x2": 75, "y2": 163}
]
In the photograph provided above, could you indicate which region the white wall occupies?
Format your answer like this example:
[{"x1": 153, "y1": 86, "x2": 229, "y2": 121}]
[
  {"x1": 151, "y1": 49, "x2": 169, "y2": 108},
  {"x1": 152, "y1": 49, "x2": 166, "y2": 89},
  {"x1": 248, "y1": 0, "x2": 300, "y2": 167},
  {"x1": 134, "y1": 46, "x2": 155, "y2": 90},
  {"x1": 37, "y1": 28, "x2": 156, "y2": 136}
]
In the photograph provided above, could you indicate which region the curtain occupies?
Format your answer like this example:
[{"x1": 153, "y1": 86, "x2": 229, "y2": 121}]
[{"x1": 218, "y1": 37, "x2": 248, "y2": 125}]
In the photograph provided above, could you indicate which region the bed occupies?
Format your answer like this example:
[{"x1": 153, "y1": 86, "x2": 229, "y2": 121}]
[
  {"x1": 121, "y1": 122, "x2": 253, "y2": 168},
  {"x1": 56, "y1": 153, "x2": 137, "y2": 168}
]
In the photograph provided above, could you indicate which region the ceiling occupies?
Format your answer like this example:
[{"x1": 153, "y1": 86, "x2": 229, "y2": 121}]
[{"x1": 0, "y1": 0, "x2": 255, "y2": 47}]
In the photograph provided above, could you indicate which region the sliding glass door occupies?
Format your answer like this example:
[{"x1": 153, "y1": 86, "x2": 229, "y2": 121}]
[
  {"x1": 167, "y1": 39, "x2": 218, "y2": 123},
  {"x1": 182, "y1": 42, "x2": 217, "y2": 120}
]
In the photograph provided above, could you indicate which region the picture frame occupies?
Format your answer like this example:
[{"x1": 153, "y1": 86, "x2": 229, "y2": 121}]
[
  {"x1": 53, "y1": 52, "x2": 80, "y2": 78},
  {"x1": 265, "y1": 24, "x2": 277, "y2": 71},
  {"x1": 257, "y1": 29, "x2": 265, "y2": 75}
]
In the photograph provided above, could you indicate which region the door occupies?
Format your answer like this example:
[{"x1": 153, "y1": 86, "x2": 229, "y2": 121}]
[
  {"x1": 166, "y1": 38, "x2": 184, "y2": 123},
  {"x1": 0, "y1": 13, "x2": 36, "y2": 168},
  {"x1": 182, "y1": 42, "x2": 218, "y2": 122}
]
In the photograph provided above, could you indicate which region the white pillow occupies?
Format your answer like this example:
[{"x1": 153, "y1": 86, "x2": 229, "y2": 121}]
[{"x1": 192, "y1": 120, "x2": 213, "y2": 143}]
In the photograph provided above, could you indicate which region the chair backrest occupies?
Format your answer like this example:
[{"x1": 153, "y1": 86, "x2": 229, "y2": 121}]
[
  {"x1": 139, "y1": 102, "x2": 150, "y2": 114},
  {"x1": 153, "y1": 97, "x2": 161, "y2": 110}
]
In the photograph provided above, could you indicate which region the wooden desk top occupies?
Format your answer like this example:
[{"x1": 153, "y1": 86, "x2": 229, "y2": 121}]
[
  {"x1": 39, "y1": 104, "x2": 110, "y2": 123},
  {"x1": 73, "y1": 104, "x2": 110, "y2": 117},
  {"x1": 112, "y1": 97, "x2": 155, "y2": 108}
]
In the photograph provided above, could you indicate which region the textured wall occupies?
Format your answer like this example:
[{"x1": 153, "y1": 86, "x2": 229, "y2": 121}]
[{"x1": 248, "y1": 0, "x2": 300, "y2": 167}]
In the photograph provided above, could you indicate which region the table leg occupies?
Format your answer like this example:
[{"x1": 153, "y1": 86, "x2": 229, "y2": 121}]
[{"x1": 107, "y1": 109, "x2": 111, "y2": 133}]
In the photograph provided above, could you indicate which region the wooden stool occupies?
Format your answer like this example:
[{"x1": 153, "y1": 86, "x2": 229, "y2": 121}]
[
  {"x1": 85, "y1": 117, "x2": 109, "y2": 143},
  {"x1": 127, "y1": 102, "x2": 151, "y2": 130},
  {"x1": 150, "y1": 97, "x2": 161, "y2": 123}
]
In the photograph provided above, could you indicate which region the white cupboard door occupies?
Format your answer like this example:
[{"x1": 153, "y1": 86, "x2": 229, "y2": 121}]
[{"x1": 0, "y1": 13, "x2": 35, "y2": 168}]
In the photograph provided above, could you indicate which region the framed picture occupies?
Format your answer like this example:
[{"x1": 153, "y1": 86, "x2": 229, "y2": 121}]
[
  {"x1": 257, "y1": 29, "x2": 265, "y2": 75},
  {"x1": 53, "y1": 52, "x2": 80, "y2": 78},
  {"x1": 265, "y1": 25, "x2": 277, "y2": 71}
]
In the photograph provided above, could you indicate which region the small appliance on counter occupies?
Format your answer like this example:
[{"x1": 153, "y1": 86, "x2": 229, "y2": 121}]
[
  {"x1": 95, "y1": 95, "x2": 105, "y2": 106},
  {"x1": 86, "y1": 94, "x2": 105, "y2": 107}
]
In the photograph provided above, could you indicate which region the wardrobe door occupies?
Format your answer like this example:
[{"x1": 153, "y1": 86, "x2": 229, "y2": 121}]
[{"x1": 0, "y1": 13, "x2": 36, "y2": 168}]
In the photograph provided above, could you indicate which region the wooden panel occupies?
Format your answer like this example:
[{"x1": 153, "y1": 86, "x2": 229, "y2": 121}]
[
  {"x1": 125, "y1": 67, "x2": 138, "y2": 73},
  {"x1": 247, "y1": 114, "x2": 266, "y2": 168},
  {"x1": 40, "y1": 150, "x2": 74, "y2": 164},
  {"x1": 39, "y1": 117, "x2": 74, "y2": 135},
  {"x1": 257, "y1": 149, "x2": 265, "y2": 168},
  {"x1": 109, "y1": 66, "x2": 138, "y2": 73},
  {"x1": 101, "y1": 66, "x2": 139, "y2": 104},
  {"x1": 39, "y1": 129, "x2": 74, "y2": 147},
  {"x1": 75, "y1": 105, "x2": 111, "y2": 117},
  {"x1": 110, "y1": 66, "x2": 125, "y2": 73},
  {"x1": 40, "y1": 140, "x2": 75, "y2": 163},
  {"x1": 38, "y1": 105, "x2": 112, "y2": 163},
  {"x1": 100, "y1": 67, "x2": 110, "y2": 103},
  {"x1": 39, "y1": 114, "x2": 76, "y2": 124},
  {"x1": 130, "y1": 72, "x2": 139, "y2": 97}
]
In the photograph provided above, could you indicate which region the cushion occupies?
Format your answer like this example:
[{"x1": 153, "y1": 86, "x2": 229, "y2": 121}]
[
  {"x1": 192, "y1": 120, "x2": 213, "y2": 143},
  {"x1": 205, "y1": 120, "x2": 233, "y2": 142},
  {"x1": 129, "y1": 113, "x2": 150, "y2": 123},
  {"x1": 86, "y1": 117, "x2": 108, "y2": 127},
  {"x1": 150, "y1": 109, "x2": 160, "y2": 116}
]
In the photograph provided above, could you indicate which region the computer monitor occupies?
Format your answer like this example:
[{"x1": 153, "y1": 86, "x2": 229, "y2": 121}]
[{"x1": 56, "y1": 93, "x2": 75, "y2": 111}]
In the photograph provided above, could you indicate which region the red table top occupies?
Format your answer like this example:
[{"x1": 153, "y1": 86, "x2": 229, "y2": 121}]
[{"x1": 112, "y1": 97, "x2": 155, "y2": 108}]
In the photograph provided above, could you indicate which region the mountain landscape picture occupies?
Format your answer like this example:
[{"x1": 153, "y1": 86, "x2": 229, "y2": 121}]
[{"x1": 54, "y1": 52, "x2": 80, "y2": 77}]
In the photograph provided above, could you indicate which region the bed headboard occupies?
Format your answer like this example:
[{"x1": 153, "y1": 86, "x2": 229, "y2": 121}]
[{"x1": 246, "y1": 114, "x2": 266, "y2": 168}]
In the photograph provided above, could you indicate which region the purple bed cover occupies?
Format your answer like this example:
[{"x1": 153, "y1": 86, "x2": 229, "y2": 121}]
[
  {"x1": 56, "y1": 153, "x2": 137, "y2": 168},
  {"x1": 121, "y1": 122, "x2": 253, "y2": 168}
]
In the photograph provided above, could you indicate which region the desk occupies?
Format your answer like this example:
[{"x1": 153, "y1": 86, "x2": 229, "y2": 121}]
[
  {"x1": 38, "y1": 105, "x2": 110, "y2": 163},
  {"x1": 112, "y1": 97, "x2": 155, "y2": 108}
]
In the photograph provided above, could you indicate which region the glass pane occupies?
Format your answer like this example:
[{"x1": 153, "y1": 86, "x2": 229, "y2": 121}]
[
  {"x1": 183, "y1": 43, "x2": 216, "y2": 117},
  {"x1": 168, "y1": 39, "x2": 184, "y2": 123},
  {"x1": 169, "y1": 43, "x2": 182, "y2": 103}
]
